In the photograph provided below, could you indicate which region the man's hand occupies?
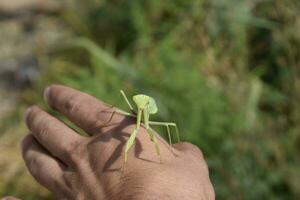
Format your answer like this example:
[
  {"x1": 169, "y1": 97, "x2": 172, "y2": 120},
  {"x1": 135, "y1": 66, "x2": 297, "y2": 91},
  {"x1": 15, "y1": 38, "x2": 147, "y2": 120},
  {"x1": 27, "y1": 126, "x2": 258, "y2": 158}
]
[{"x1": 20, "y1": 85, "x2": 214, "y2": 200}]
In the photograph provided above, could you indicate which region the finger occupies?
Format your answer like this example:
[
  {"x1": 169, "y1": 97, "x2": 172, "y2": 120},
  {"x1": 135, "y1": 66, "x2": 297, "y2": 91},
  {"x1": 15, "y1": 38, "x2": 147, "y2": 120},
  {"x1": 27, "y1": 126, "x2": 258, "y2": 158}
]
[
  {"x1": 24, "y1": 106, "x2": 84, "y2": 164},
  {"x1": 43, "y1": 85, "x2": 129, "y2": 135},
  {"x1": 21, "y1": 134, "x2": 66, "y2": 193},
  {"x1": 173, "y1": 142, "x2": 204, "y2": 159}
]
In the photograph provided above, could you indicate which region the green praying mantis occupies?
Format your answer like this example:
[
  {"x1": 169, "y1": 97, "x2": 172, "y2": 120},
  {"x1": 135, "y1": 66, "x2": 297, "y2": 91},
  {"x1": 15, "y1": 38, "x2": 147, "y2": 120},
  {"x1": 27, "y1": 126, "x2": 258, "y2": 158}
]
[{"x1": 117, "y1": 90, "x2": 181, "y2": 164}]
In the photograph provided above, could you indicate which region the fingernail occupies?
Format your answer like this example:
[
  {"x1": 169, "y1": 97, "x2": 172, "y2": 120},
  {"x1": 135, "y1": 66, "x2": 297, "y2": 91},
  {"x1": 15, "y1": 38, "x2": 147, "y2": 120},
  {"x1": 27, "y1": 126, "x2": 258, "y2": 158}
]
[
  {"x1": 23, "y1": 107, "x2": 32, "y2": 121},
  {"x1": 43, "y1": 87, "x2": 51, "y2": 103}
]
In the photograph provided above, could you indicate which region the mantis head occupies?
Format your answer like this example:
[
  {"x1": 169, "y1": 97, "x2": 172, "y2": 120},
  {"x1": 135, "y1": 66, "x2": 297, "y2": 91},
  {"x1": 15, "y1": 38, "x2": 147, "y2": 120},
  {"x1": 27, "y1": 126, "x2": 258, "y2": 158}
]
[{"x1": 133, "y1": 94, "x2": 158, "y2": 114}]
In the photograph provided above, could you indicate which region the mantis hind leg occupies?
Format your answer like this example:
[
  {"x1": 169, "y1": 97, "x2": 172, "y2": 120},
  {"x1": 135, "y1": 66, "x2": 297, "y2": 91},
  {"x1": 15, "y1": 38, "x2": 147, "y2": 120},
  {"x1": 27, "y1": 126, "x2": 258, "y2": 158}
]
[
  {"x1": 148, "y1": 121, "x2": 181, "y2": 144},
  {"x1": 166, "y1": 125, "x2": 172, "y2": 146},
  {"x1": 172, "y1": 124, "x2": 180, "y2": 143}
]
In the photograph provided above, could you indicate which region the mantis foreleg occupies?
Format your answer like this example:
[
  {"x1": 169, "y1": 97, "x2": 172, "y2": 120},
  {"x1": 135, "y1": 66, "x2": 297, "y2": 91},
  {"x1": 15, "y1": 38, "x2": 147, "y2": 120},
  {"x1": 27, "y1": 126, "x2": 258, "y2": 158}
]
[
  {"x1": 124, "y1": 109, "x2": 142, "y2": 164},
  {"x1": 120, "y1": 90, "x2": 135, "y2": 113},
  {"x1": 115, "y1": 109, "x2": 136, "y2": 117},
  {"x1": 124, "y1": 127, "x2": 138, "y2": 163},
  {"x1": 143, "y1": 111, "x2": 161, "y2": 161}
]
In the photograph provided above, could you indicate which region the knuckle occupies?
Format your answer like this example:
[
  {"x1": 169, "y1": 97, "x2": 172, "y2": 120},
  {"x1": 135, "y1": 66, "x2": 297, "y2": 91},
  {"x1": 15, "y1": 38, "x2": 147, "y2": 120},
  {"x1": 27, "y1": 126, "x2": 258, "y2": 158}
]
[
  {"x1": 65, "y1": 140, "x2": 87, "y2": 164},
  {"x1": 28, "y1": 156, "x2": 40, "y2": 178},
  {"x1": 27, "y1": 107, "x2": 48, "y2": 132},
  {"x1": 36, "y1": 117, "x2": 53, "y2": 138},
  {"x1": 184, "y1": 142, "x2": 204, "y2": 158},
  {"x1": 63, "y1": 93, "x2": 83, "y2": 115},
  {"x1": 190, "y1": 143, "x2": 204, "y2": 158},
  {"x1": 176, "y1": 142, "x2": 205, "y2": 160},
  {"x1": 85, "y1": 112, "x2": 108, "y2": 133},
  {"x1": 49, "y1": 173, "x2": 66, "y2": 193}
]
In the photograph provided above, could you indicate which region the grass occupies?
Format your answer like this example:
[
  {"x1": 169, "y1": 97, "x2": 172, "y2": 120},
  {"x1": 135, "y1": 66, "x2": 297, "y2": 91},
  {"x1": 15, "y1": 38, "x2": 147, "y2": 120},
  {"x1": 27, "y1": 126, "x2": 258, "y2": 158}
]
[{"x1": 0, "y1": 0, "x2": 299, "y2": 199}]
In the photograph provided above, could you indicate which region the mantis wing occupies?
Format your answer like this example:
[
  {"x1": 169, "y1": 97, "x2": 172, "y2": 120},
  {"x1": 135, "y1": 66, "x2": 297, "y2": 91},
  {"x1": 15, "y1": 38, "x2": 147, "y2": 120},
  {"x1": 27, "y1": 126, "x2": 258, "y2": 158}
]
[{"x1": 147, "y1": 97, "x2": 158, "y2": 114}]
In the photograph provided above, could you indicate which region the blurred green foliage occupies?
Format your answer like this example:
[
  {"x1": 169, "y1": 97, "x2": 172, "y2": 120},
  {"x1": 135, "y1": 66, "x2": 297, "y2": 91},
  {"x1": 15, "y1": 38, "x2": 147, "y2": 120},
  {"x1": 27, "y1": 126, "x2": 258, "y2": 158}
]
[{"x1": 2, "y1": 0, "x2": 300, "y2": 199}]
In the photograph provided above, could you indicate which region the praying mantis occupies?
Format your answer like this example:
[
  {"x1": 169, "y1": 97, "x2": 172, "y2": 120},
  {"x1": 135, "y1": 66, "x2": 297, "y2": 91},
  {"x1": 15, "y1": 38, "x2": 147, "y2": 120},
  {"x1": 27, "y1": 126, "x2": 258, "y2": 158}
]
[{"x1": 117, "y1": 90, "x2": 181, "y2": 164}]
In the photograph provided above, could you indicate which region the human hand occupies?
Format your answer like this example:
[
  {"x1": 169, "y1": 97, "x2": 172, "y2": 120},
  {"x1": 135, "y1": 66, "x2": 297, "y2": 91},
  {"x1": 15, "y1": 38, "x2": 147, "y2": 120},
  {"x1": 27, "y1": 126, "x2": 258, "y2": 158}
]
[{"x1": 20, "y1": 85, "x2": 214, "y2": 200}]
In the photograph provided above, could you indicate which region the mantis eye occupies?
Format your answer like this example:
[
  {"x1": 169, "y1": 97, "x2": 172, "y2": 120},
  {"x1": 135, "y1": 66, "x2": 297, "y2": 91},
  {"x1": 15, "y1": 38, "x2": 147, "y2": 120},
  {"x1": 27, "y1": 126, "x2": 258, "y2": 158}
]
[{"x1": 147, "y1": 97, "x2": 158, "y2": 114}]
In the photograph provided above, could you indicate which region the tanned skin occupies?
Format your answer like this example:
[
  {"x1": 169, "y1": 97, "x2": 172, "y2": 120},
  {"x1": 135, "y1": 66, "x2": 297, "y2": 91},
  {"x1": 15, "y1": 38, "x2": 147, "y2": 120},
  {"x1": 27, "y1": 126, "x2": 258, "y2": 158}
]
[{"x1": 3, "y1": 85, "x2": 215, "y2": 200}]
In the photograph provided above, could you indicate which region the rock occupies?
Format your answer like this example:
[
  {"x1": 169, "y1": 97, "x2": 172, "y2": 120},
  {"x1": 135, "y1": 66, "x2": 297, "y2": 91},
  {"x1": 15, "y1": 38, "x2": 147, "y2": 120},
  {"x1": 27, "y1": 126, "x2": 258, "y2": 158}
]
[{"x1": 0, "y1": 0, "x2": 72, "y2": 119}]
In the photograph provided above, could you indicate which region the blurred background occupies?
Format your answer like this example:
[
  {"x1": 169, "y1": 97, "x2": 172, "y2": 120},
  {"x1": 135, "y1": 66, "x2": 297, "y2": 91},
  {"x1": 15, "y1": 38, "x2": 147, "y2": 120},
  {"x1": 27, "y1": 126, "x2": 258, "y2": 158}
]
[{"x1": 0, "y1": 0, "x2": 299, "y2": 199}]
